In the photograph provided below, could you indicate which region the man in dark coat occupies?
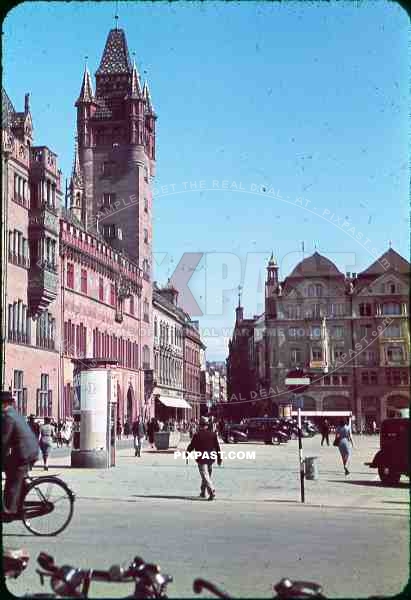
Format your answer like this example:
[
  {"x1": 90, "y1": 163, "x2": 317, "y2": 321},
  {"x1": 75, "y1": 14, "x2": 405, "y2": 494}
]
[
  {"x1": 186, "y1": 416, "x2": 222, "y2": 500},
  {"x1": 320, "y1": 418, "x2": 330, "y2": 446},
  {"x1": 1, "y1": 391, "x2": 40, "y2": 516},
  {"x1": 147, "y1": 417, "x2": 159, "y2": 448},
  {"x1": 132, "y1": 416, "x2": 146, "y2": 457},
  {"x1": 27, "y1": 414, "x2": 40, "y2": 438}
]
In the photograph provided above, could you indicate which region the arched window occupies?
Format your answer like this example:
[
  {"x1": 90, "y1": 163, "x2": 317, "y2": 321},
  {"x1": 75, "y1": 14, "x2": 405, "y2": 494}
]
[
  {"x1": 315, "y1": 284, "x2": 323, "y2": 297},
  {"x1": 154, "y1": 318, "x2": 158, "y2": 338},
  {"x1": 142, "y1": 345, "x2": 150, "y2": 369},
  {"x1": 307, "y1": 285, "x2": 315, "y2": 297}
]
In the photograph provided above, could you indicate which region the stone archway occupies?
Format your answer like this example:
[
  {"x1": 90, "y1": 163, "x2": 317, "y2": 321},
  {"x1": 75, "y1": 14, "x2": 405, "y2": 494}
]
[
  {"x1": 117, "y1": 383, "x2": 123, "y2": 424},
  {"x1": 126, "y1": 385, "x2": 134, "y2": 424}
]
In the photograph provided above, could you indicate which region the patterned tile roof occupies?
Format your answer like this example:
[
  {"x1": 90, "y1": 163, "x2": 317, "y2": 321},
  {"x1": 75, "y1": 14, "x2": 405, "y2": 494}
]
[
  {"x1": 96, "y1": 29, "x2": 132, "y2": 75},
  {"x1": 2, "y1": 87, "x2": 16, "y2": 129}
]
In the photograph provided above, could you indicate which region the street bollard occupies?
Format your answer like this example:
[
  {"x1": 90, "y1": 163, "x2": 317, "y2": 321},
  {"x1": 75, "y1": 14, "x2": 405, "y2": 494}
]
[{"x1": 304, "y1": 456, "x2": 319, "y2": 480}]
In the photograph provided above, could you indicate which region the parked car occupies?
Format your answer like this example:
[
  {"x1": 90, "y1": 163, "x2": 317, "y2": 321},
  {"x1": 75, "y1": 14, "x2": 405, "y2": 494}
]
[
  {"x1": 223, "y1": 418, "x2": 289, "y2": 445},
  {"x1": 365, "y1": 417, "x2": 410, "y2": 485},
  {"x1": 222, "y1": 423, "x2": 247, "y2": 443}
]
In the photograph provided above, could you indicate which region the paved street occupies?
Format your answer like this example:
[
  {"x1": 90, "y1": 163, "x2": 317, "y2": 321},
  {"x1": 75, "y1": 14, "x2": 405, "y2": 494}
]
[{"x1": 5, "y1": 435, "x2": 409, "y2": 598}]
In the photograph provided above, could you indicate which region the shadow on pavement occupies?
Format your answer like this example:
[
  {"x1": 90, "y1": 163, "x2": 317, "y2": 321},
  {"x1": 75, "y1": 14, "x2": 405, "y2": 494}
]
[
  {"x1": 2, "y1": 532, "x2": 35, "y2": 538},
  {"x1": 263, "y1": 499, "x2": 300, "y2": 504},
  {"x1": 327, "y1": 479, "x2": 410, "y2": 489},
  {"x1": 144, "y1": 450, "x2": 179, "y2": 454},
  {"x1": 131, "y1": 494, "x2": 206, "y2": 501}
]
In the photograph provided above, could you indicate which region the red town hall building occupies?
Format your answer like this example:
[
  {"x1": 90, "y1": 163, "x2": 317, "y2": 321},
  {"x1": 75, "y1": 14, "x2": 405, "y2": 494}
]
[{"x1": 1, "y1": 27, "x2": 157, "y2": 421}]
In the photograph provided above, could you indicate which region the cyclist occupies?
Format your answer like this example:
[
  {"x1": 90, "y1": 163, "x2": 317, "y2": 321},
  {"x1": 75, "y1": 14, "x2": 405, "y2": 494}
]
[{"x1": 1, "y1": 390, "x2": 40, "y2": 517}]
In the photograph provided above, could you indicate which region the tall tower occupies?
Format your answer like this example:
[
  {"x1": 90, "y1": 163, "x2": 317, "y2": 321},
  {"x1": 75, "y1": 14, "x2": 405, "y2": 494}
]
[
  {"x1": 74, "y1": 27, "x2": 156, "y2": 274},
  {"x1": 68, "y1": 138, "x2": 85, "y2": 223},
  {"x1": 265, "y1": 253, "x2": 278, "y2": 318}
]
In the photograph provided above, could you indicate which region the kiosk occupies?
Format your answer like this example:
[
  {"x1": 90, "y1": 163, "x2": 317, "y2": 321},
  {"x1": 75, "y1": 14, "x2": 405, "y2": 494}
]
[{"x1": 71, "y1": 358, "x2": 118, "y2": 468}]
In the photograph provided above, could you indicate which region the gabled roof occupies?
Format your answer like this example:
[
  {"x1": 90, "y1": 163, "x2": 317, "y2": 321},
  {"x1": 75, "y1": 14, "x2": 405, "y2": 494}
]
[
  {"x1": 96, "y1": 28, "x2": 132, "y2": 76},
  {"x1": 288, "y1": 252, "x2": 343, "y2": 278},
  {"x1": 358, "y1": 248, "x2": 409, "y2": 277}
]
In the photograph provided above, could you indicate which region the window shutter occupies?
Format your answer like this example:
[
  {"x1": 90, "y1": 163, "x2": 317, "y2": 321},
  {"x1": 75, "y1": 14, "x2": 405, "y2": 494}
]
[{"x1": 36, "y1": 389, "x2": 40, "y2": 416}]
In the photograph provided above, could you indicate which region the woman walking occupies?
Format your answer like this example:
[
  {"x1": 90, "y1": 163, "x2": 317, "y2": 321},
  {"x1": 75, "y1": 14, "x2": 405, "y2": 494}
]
[
  {"x1": 39, "y1": 417, "x2": 53, "y2": 471},
  {"x1": 334, "y1": 419, "x2": 354, "y2": 475}
]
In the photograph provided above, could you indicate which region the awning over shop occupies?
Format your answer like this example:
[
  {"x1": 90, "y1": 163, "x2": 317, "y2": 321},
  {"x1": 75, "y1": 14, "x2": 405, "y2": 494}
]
[{"x1": 157, "y1": 396, "x2": 192, "y2": 409}]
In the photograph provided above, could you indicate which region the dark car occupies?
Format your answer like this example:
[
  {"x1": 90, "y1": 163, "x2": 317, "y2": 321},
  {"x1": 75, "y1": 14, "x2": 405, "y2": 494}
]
[
  {"x1": 365, "y1": 417, "x2": 410, "y2": 485},
  {"x1": 223, "y1": 418, "x2": 288, "y2": 445},
  {"x1": 222, "y1": 423, "x2": 248, "y2": 443}
]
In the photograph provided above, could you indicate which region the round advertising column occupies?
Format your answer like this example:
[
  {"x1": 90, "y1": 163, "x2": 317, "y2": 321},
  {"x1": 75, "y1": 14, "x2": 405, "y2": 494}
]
[{"x1": 71, "y1": 367, "x2": 109, "y2": 468}]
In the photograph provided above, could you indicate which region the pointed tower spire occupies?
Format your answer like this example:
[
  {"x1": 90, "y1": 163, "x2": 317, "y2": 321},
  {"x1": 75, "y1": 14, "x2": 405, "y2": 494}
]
[
  {"x1": 268, "y1": 251, "x2": 277, "y2": 267},
  {"x1": 76, "y1": 63, "x2": 94, "y2": 104},
  {"x1": 69, "y1": 137, "x2": 84, "y2": 223},
  {"x1": 71, "y1": 137, "x2": 83, "y2": 185},
  {"x1": 143, "y1": 80, "x2": 155, "y2": 113},
  {"x1": 96, "y1": 28, "x2": 132, "y2": 75},
  {"x1": 236, "y1": 285, "x2": 244, "y2": 324},
  {"x1": 265, "y1": 252, "x2": 278, "y2": 318},
  {"x1": 130, "y1": 57, "x2": 143, "y2": 98}
]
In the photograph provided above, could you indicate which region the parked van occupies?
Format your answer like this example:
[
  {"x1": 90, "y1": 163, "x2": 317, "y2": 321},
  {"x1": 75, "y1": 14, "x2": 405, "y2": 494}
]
[{"x1": 365, "y1": 417, "x2": 410, "y2": 485}]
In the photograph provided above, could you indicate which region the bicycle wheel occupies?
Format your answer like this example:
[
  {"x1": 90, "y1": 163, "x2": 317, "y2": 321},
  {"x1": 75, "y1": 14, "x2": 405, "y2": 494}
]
[{"x1": 21, "y1": 477, "x2": 74, "y2": 536}]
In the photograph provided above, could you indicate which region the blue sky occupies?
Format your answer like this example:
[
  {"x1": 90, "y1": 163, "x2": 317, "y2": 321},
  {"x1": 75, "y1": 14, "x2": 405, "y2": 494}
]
[{"x1": 3, "y1": 1, "x2": 409, "y2": 359}]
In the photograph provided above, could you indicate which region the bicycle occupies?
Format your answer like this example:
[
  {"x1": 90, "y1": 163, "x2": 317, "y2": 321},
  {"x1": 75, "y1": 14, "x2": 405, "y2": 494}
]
[{"x1": 2, "y1": 474, "x2": 75, "y2": 536}]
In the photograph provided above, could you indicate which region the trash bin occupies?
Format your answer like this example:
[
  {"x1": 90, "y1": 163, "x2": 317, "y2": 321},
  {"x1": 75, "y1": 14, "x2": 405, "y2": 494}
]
[{"x1": 304, "y1": 456, "x2": 319, "y2": 480}]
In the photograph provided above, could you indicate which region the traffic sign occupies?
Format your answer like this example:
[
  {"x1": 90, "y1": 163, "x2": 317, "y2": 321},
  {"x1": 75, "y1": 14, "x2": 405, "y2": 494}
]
[
  {"x1": 285, "y1": 378, "x2": 311, "y2": 386},
  {"x1": 285, "y1": 369, "x2": 311, "y2": 393},
  {"x1": 293, "y1": 395, "x2": 304, "y2": 409}
]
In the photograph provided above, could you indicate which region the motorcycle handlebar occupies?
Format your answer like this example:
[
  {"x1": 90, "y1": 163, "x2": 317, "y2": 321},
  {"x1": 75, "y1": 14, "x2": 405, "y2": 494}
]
[
  {"x1": 36, "y1": 553, "x2": 171, "y2": 589},
  {"x1": 193, "y1": 578, "x2": 232, "y2": 599}
]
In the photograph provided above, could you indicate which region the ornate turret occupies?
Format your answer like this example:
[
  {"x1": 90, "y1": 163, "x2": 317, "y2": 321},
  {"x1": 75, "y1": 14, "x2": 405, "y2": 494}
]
[
  {"x1": 126, "y1": 59, "x2": 144, "y2": 145},
  {"x1": 143, "y1": 81, "x2": 154, "y2": 114},
  {"x1": 76, "y1": 66, "x2": 95, "y2": 105},
  {"x1": 143, "y1": 80, "x2": 156, "y2": 160},
  {"x1": 75, "y1": 65, "x2": 97, "y2": 149},
  {"x1": 129, "y1": 59, "x2": 143, "y2": 98},
  {"x1": 69, "y1": 138, "x2": 84, "y2": 223},
  {"x1": 236, "y1": 286, "x2": 244, "y2": 324},
  {"x1": 265, "y1": 252, "x2": 278, "y2": 318}
]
